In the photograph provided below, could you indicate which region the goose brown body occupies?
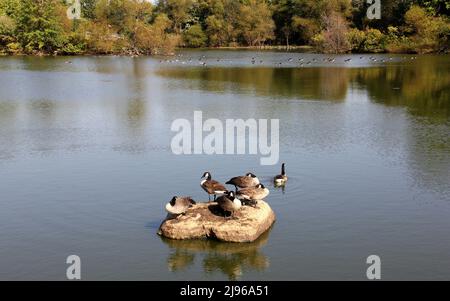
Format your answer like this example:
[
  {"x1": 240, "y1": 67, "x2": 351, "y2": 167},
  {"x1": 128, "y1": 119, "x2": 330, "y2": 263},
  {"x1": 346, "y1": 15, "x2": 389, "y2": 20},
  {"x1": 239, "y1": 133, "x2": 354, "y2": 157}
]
[
  {"x1": 226, "y1": 173, "x2": 260, "y2": 189},
  {"x1": 200, "y1": 172, "x2": 227, "y2": 201},
  {"x1": 236, "y1": 184, "x2": 270, "y2": 203},
  {"x1": 216, "y1": 191, "x2": 241, "y2": 217}
]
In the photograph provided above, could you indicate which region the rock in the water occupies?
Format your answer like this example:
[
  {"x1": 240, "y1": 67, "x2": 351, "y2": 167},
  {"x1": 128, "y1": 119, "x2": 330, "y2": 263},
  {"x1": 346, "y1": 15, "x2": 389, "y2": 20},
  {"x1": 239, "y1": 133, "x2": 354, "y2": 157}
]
[{"x1": 158, "y1": 200, "x2": 275, "y2": 243}]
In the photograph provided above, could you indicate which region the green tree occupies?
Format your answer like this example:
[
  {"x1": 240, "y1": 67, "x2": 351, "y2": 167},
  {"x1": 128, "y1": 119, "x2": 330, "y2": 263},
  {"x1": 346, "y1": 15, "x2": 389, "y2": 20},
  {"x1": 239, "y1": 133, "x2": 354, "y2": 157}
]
[
  {"x1": 15, "y1": 0, "x2": 68, "y2": 53},
  {"x1": 95, "y1": 0, "x2": 128, "y2": 29},
  {"x1": 272, "y1": 0, "x2": 326, "y2": 46},
  {"x1": 204, "y1": 0, "x2": 240, "y2": 47},
  {"x1": 404, "y1": 5, "x2": 449, "y2": 52},
  {"x1": 134, "y1": 13, "x2": 179, "y2": 54},
  {"x1": 237, "y1": 0, "x2": 274, "y2": 46},
  {"x1": 183, "y1": 24, "x2": 206, "y2": 47},
  {"x1": 419, "y1": 0, "x2": 450, "y2": 15},
  {"x1": 362, "y1": 28, "x2": 384, "y2": 52},
  {"x1": 81, "y1": 0, "x2": 97, "y2": 19},
  {"x1": 157, "y1": 0, "x2": 194, "y2": 34},
  {"x1": 0, "y1": 0, "x2": 20, "y2": 16}
]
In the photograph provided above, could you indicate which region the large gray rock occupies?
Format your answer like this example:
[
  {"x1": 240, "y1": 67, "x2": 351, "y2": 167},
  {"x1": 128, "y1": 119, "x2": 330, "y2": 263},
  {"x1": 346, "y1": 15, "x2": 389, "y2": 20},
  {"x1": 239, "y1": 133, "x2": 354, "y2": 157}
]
[{"x1": 158, "y1": 200, "x2": 276, "y2": 243}]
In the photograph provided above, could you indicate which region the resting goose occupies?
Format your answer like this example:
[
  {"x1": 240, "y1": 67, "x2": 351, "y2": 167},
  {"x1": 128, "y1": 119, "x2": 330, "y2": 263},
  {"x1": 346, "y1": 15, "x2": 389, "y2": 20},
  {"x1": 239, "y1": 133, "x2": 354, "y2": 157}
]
[
  {"x1": 274, "y1": 163, "x2": 288, "y2": 185},
  {"x1": 165, "y1": 196, "x2": 196, "y2": 215},
  {"x1": 200, "y1": 171, "x2": 227, "y2": 201},
  {"x1": 236, "y1": 183, "x2": 270, "y2": 206},
  {"x1": 216, "y1": 191, "x2": 242, "y2": 218},
  {"x1": 225, "y1": 173, "x2": 260, "y2": 191}
]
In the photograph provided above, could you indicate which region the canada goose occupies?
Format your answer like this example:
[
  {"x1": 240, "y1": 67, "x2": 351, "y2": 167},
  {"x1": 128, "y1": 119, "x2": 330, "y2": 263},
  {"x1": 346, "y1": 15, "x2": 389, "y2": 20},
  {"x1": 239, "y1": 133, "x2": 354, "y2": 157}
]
[
  {"x1": 225, "y1": 173, "x2": 260, "y2": 191},
  {"x1": 201, "y1": 172, "x2": 227, "y2": 201},
  {"x1": 274, "y1": 163, "x2": 288, "y2": 185},
  {"x1": 236, "y1": 183, "x2": 270, "y2": 206},
  {"x1": 216, "y1": 191, "x2": 242, "y2": 218},
  {"x1": 165, "y1": 196, "x2": 196, "y2": 215}
]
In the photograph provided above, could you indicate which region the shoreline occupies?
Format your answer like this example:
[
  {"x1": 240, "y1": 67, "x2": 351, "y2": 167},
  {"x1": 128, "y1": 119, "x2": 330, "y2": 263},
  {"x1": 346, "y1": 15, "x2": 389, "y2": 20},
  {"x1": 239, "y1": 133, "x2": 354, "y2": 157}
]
[{"x1": 1, "y1": 45, "x2": 448, "y2": 57}]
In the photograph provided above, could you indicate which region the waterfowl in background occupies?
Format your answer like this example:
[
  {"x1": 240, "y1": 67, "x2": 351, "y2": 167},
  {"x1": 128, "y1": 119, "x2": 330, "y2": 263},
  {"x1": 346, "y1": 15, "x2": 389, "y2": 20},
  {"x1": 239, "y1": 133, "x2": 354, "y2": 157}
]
[
  {"x1": 216, "y1": 191, "x2": 242, "y2": 218},
  {"x1": 200, "y1": 172, "x2": 227, "y2": 201},
  {"x1": 236, "y1": 184, "x2": 270, "y2": 206},
  {"x1": 165, "y1": 196, "x2": 196, "y2": 215},
  {"x1": 274, "y1": 163, "x2": 288, "y2": 186},
  {"x1": 225, "y1": 173, "x2": 260, "y2": 191}
]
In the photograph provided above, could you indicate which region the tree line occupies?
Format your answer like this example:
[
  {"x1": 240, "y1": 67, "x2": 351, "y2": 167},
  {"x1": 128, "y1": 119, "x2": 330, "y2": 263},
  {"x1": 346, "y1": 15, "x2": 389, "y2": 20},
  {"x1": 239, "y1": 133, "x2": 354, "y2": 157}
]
[{"x1": 0, "y1": 0, "x2": 449, "y2": 55}]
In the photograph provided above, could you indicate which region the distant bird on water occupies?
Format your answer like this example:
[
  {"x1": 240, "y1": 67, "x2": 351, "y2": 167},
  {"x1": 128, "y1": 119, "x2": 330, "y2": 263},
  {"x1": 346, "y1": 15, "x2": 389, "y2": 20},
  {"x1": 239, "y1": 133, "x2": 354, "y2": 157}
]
[
  {"x1": 201, "y1": 172, "x2": 227, "y2": 201},
  {"x1": 165, "y1": 196, "x2": 196, "y2": 215},
  {"x1": 226, "y1": 173, "x2": 260, "y2": 191},
  {"x1": 216, "y1": 191, "x2": 242, "y2": 218},
  {"x1": 274, "y1": 163, "x2": 288, "y2": 185}
]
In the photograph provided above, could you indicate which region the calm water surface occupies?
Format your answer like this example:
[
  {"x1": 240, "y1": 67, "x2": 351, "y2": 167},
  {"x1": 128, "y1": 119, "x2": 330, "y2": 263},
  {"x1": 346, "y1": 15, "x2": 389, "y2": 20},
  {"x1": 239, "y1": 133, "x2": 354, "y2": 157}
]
[{"x1": 0, "y1": 50, "x2": 449, "y2": 280}]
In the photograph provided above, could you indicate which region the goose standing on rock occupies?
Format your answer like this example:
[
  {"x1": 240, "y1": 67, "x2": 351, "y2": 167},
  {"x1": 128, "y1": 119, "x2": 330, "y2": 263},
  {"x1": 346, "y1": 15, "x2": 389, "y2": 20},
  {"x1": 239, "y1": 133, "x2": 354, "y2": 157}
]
[
  {"x1": 200, "y1": 172, "x2": 227, "y2": 201},
  {"x1": 236, "y1": 184, "x2": 270, "y2": 206},
  {"x1": 274, "y1": 163, "x2": 288, "y2": 186},
  {"x1": 165, "y1": 196, "x2": 196, "y2": 215},
  {"x1": 216, "y1": 191, "x2": 242, "y2": 218},
  {"x1": 225, "y1": 173, "x2": 260, "y2": 191}
]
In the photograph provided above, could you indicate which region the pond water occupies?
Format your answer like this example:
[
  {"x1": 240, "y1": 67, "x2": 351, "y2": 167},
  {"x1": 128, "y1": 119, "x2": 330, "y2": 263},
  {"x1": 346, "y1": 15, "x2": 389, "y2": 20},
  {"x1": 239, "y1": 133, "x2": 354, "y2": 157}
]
[{"x1": 0, "y1": 50, "x2": 449, "y2": 280}]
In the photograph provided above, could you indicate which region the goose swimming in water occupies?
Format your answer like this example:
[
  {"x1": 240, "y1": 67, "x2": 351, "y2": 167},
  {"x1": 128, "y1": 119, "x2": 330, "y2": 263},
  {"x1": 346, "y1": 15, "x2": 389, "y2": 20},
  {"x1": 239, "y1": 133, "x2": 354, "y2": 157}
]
[
  {"x1": 225, "y1": 173, "x2": 260, "y2": 191},
  {"x1": 201, "y1": 172, "x2": 227, "y2": 201},
  {"x1": 165, "y1": 196, "x2": 196, "y2": 215},
  {"x1": 236, "y1": 183, "x2": 270, "y2": 206},
  {"x1": 274, "y1": 163, "x2": 288, "y2": 185},
  {"x1": 216, "y1": 191, "x2": 242, "y2": 218}
]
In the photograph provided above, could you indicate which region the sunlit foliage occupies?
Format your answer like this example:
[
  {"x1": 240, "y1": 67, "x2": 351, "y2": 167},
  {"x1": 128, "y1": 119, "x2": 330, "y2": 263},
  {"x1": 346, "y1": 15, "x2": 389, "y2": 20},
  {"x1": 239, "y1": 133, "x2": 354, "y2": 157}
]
[{"x1": 0, "y1": 0, "x2": 449, "y2": 55}]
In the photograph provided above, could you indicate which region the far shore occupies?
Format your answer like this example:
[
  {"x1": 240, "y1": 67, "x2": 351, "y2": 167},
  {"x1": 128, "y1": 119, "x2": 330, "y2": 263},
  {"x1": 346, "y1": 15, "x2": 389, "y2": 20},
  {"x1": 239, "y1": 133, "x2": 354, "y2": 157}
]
[{"x1": 1, "y1": 45, "x2": 448, "y2": 57}]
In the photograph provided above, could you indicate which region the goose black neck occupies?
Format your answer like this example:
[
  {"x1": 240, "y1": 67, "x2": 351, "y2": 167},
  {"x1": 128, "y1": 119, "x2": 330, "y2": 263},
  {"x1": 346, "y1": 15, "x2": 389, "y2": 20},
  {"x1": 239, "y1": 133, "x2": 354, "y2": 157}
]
[{"x1": 281, "y1": 164, "x2": 286, "y2": 175}]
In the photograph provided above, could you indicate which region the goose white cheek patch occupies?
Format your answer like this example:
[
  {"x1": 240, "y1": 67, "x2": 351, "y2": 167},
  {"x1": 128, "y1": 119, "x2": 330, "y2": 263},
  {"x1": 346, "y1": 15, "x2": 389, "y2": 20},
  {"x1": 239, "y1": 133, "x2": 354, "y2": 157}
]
[{"x1": 170, "y1": 111, "x2": 280, "y2": 166}]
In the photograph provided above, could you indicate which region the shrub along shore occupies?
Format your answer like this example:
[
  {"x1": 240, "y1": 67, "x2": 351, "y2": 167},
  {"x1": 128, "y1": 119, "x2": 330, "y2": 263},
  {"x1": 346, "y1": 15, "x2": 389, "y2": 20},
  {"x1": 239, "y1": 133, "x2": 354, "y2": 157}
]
[{"x1": 0, "y1": 0, "x2": 449, "y2": 56}]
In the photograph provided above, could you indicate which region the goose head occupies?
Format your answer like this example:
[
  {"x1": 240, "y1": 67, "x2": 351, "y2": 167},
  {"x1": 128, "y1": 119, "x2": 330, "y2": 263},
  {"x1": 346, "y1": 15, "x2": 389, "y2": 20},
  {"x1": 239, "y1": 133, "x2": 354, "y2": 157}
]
[
  {"x1": 245, "y1": 172, "x2": 257, "y2": 178},
  {"x1": 201, "y1": 172, "x2": 211, "y2": 180}
]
